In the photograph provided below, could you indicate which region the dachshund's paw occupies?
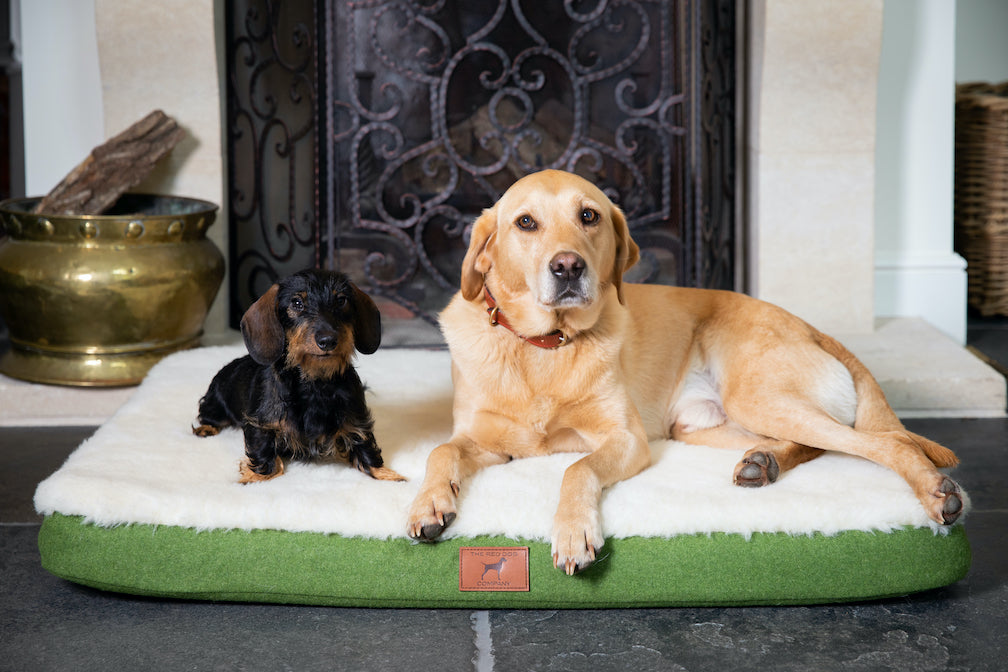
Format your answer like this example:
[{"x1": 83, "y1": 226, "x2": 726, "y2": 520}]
[
  {"x1": 925, "y1": 476, "x2": 964, "y2": 525},
  {"x1": 733, "y1": 450, "x2": 780, "y2": 487},
  {"x1": 192, "y1": 423, "x2": 221, "y2": 437},
  {"x1": 406, "y1": 482, "x2": 459, "y2": 542},
  {"x1": 238, "y1": 457, "x2": 284, "y2": 484},
  {"x1": 368, "y1": 466, "x2": 407, "y2": 482},
  {"x1": 551, "y1": 508, "x2": 604, "y2": 575}
]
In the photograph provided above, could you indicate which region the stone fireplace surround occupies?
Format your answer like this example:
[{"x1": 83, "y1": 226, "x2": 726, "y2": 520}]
[{"x1": 2, "y1": 0, "x2": 1003, "y2": 423}]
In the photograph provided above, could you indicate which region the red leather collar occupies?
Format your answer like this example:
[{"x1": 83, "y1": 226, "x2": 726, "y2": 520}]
[{"x1": 483, "y1": 287, "x2": 568, "y2": 349}]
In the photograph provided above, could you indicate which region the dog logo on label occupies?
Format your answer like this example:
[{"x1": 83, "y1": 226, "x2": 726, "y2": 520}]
[
  {"x1": 481, "y1": 557, "x2": 507, "y2": 581},
  {"x1": 459, "y1": 547, "x2": 529, "y2": 592}
]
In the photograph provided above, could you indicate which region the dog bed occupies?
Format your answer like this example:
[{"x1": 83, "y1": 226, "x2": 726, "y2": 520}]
[{"x1": 34, "y1": 346, "x2": 971, "y2": 607}]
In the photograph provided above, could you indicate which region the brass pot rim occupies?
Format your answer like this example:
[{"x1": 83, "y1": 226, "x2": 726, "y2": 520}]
[
  {"x1": 0, "y1": 194, "x2": 219, "y2": 242},
  {"x1": 0, "y1": 193, "x2": 219, "y2": 220}
]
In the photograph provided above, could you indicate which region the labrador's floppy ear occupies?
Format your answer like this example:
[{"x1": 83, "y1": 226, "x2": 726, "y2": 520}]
[
  {"x1": 610, "y1": 204, "x2": 640, "y2": 305},
  {"x1": 460, "y1": 207, "x2": 498, "y2": 301},
  {"x1": 240, "y1": 284, "x2": 285, "y2": 365},
  {"x1": 349, "y1": 283, "x2": 382, "y2": 355}
]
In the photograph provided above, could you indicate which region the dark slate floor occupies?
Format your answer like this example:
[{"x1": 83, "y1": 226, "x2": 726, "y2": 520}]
[{"x1": 1, "y1": 313, "x2": 1006, "y2": 671}]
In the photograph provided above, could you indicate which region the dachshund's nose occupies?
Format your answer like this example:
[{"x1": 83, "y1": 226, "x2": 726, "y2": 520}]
[
  {"x1": 315, "y1": 329, "x2": 339, "y2": 351},
  {"x1": 549, "y1": 252, "x2": 585, "y2": 280}
]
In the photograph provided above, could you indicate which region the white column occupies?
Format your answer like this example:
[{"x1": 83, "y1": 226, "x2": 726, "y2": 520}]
[{"x1": 874, "y1": 0, "x2": 966, "y2": 343}]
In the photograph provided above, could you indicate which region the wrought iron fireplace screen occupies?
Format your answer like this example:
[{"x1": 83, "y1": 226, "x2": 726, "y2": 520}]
[{"x1": 225, "y1": 0, "x2": 737, "y2": 328}]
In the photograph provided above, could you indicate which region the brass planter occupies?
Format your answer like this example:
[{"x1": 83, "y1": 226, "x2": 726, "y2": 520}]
[{"x1": 0, "y1": 194, "x2": 224, "y2": 386}]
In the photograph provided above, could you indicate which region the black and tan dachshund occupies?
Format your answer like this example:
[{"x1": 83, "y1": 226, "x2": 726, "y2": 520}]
[{"x1": 193, "y1": 269, "x2": 404, "y2": 483}]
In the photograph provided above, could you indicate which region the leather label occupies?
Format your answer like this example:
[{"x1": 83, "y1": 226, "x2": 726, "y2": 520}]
[{"x1": 459, "y1": 546, "x2": 530, "y2": 592}]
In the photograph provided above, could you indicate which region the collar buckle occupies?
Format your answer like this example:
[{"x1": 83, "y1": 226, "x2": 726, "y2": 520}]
[{"x1": 483, "y1": 286, "x2": 569, "y2": 349}]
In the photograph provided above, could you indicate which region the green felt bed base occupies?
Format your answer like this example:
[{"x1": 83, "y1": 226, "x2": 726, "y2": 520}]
[{"x1": 38, "y1": 513, "x2": 970, "y2": 608}]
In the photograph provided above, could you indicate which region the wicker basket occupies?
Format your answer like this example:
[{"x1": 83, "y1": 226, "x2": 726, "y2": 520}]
[{"x1": 955, "y1": 82, "x2": 1008, "y2": 317}]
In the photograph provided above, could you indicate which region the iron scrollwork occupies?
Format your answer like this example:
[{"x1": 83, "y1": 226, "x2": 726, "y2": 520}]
[
  {"x1": 324, "y1": 0, "x2": 690, "y2": 323},
  {"x1": 225, "y1": 0, "x2": 320, "y2": 325},
  {"x1": 225, "y1": 0, "x2": 737, "y2": 328}
]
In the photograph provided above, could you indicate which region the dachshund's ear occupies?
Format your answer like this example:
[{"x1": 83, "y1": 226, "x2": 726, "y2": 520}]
[
  {"x1": 349, "y1": 283, "x2": 382, "y2": 355},
  {"x1": 240, "y1": 284, "x2": 284, "y2": 365},
  {"x1": 460, "y1": 208, "x2": 498, "y2": 301},
  {"x1": 610, "y1": 204, "x2": 639, "y2": 305}
]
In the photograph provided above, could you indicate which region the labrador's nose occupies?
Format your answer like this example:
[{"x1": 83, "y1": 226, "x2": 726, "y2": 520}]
[{"x1": 549, "y1": 252, "x2": 585, "y2": 281}]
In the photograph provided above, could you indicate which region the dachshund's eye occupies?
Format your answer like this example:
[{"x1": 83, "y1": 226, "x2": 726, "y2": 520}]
[
  {"x1": 290, "y1": 296, "x2": 305, "y2": 313},
  {"x1": 515, "y1": 214, "x2": 537, "y2": 231},
  {"x1": 335, "y1": 293, "x2": 348, "y2": 308},
  {"x1": 580, "y1": 208, "x2": 599, "y2": 226}
]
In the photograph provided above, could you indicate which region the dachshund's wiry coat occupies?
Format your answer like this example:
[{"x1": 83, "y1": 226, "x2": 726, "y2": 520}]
[{"x1": 193, "y1": 269, "x2": 404, "y2": 483}]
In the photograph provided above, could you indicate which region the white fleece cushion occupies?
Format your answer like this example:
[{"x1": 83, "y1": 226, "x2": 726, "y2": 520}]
[{"x1": 34, "y1": 345, "x2": 963, "y2": 540}]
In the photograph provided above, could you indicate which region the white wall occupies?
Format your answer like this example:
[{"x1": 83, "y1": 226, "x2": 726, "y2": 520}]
[
  {"x1": 874, "y1": 0, "x2": 966, "y2": 343},
  {"x1": 19, "y1": 0, "x2": 104, "y2": 195},
  {"x1": 956, "y1": 0, "x2": 1008, "y2": 82}
]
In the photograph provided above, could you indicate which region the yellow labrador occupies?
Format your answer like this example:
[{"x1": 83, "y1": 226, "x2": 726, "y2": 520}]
[{"x1": 407, "y1": 169, "x2": 962, "y2": 574}]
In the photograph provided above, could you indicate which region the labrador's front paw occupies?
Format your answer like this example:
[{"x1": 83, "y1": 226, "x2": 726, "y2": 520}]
[
  {"x1": 406, "y1": 479, "x2": 460, "y2": 542},
  {"x1": 551, "y1": 507, "x2": 604, "y2": 575}
]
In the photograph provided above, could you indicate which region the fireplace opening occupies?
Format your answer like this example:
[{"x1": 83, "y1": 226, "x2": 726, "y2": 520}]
[{"x1": 225, "y1": 0, "x2": 740, "y2": 341}]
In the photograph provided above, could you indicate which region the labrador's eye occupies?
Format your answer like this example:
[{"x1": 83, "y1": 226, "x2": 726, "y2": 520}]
[
  {"x1": 515, "y1": 214, "x2": 537, "y2": 231},
  {"x1": 581, "y1": 208, "x2": 599, "y2": 226}
]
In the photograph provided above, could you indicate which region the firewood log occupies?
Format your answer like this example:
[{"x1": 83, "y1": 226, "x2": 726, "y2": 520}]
[{"x1": 33, "y1": 109, "x2": 186, "y2": 216}]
